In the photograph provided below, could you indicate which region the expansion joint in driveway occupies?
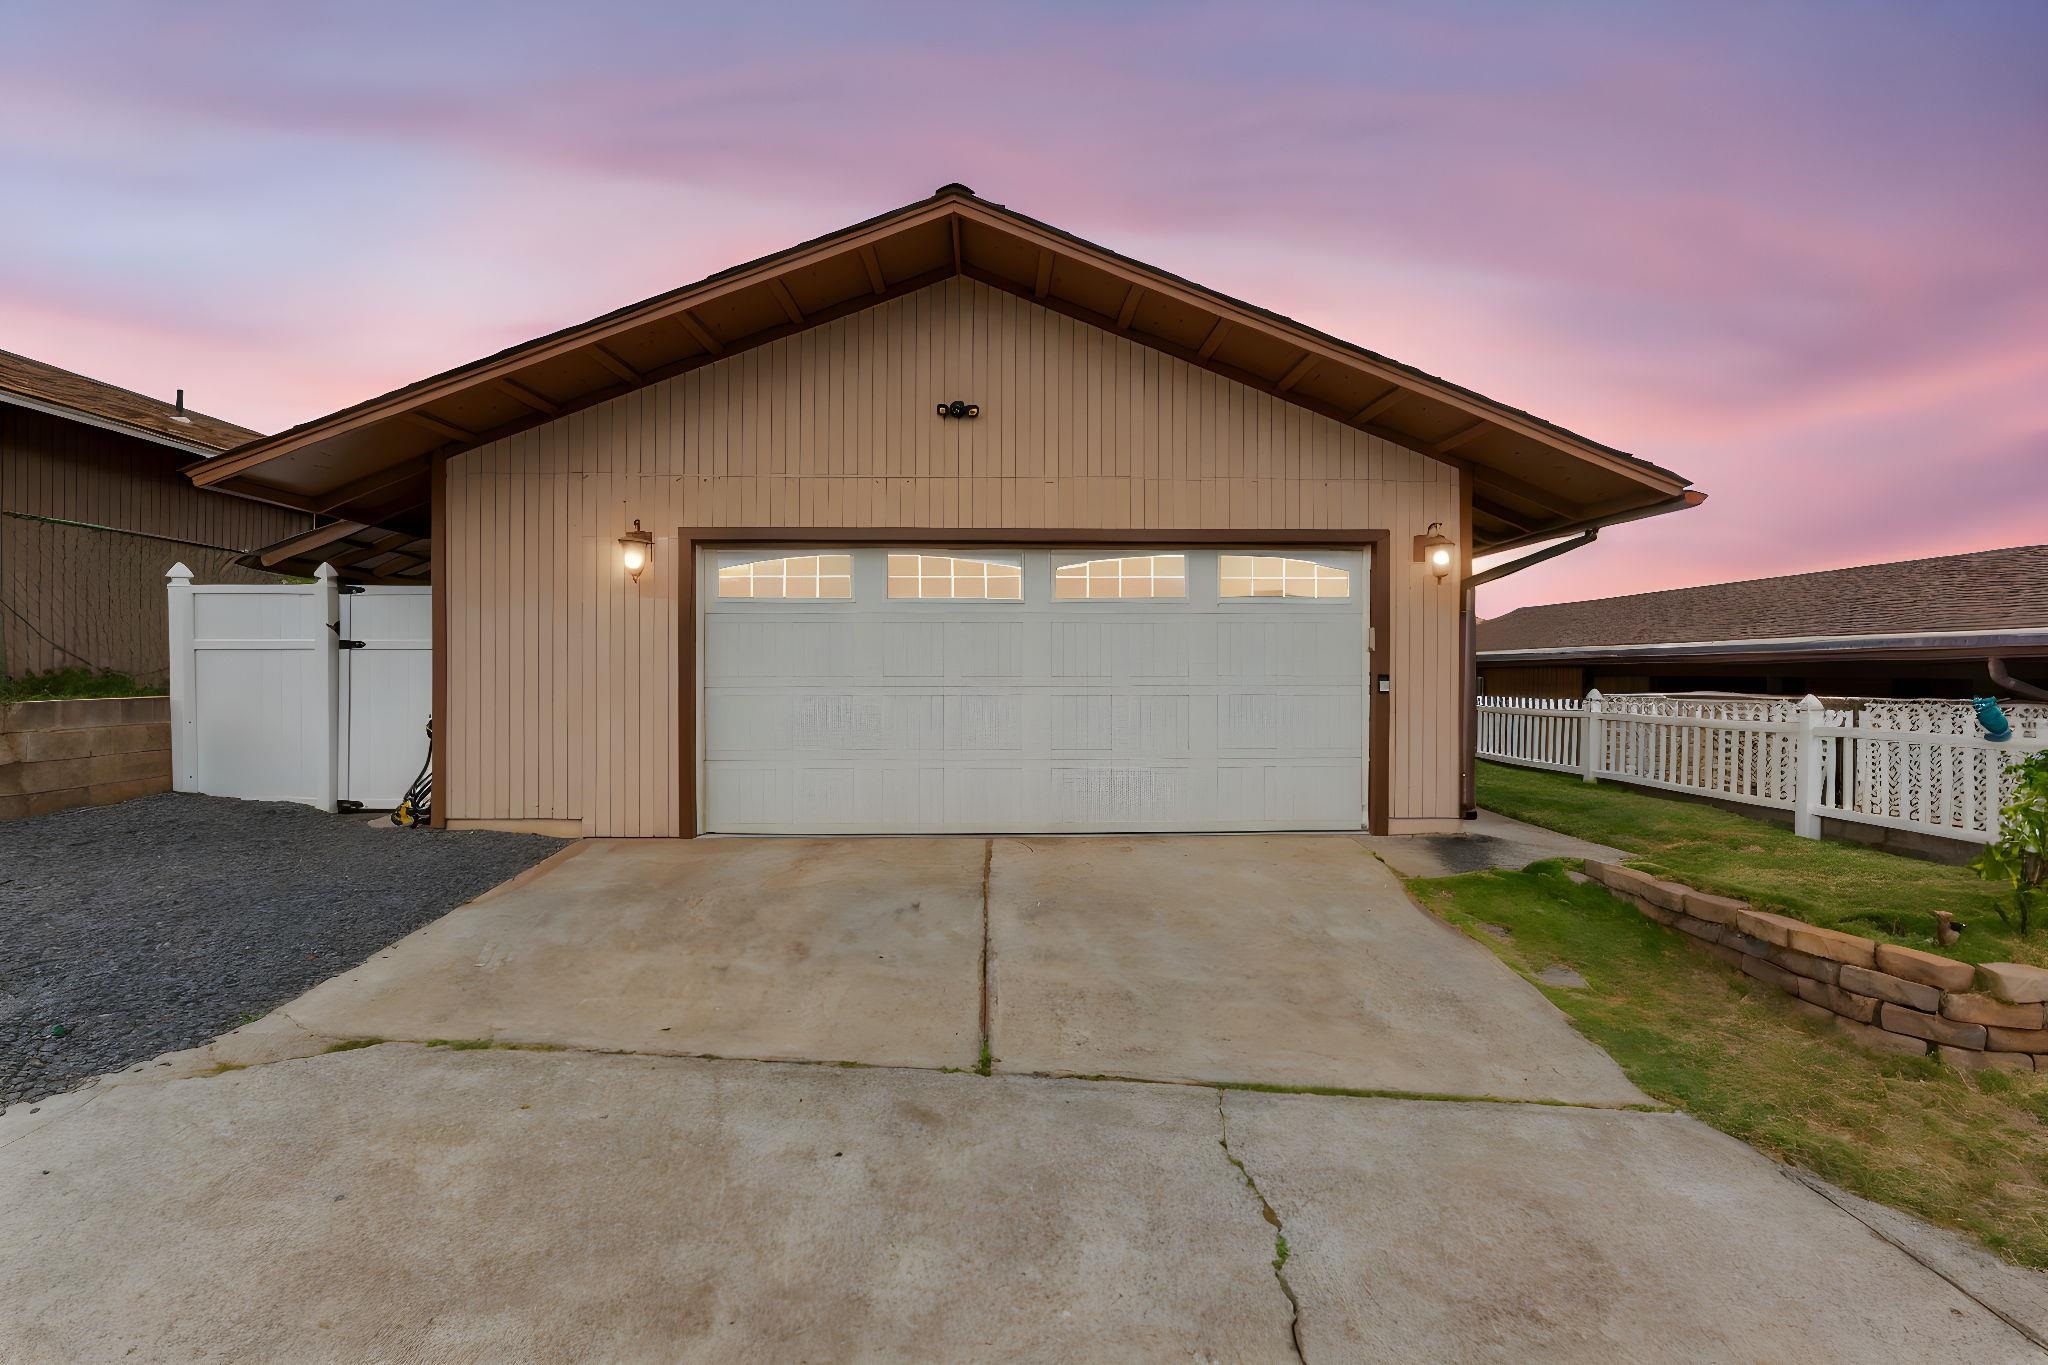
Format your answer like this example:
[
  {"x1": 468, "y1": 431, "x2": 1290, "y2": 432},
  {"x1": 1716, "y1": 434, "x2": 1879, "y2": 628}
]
[
  {"x1": 977, "y1": 839, "x2": 994, "y2": 1076},
  {"x1": 1215, "y1": 1089, "x2": 1306, "y2": 1364}
]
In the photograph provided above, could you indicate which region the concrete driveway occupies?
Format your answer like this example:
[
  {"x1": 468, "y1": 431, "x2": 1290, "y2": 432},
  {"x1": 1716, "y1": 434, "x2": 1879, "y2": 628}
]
[{"x1": 4, "y1": 834, "x2": 2043, "y2": 1361}]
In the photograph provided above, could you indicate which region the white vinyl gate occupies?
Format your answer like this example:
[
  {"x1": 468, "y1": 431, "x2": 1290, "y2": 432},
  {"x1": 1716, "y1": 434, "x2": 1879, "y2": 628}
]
[
  {"x1": 167, "y1": 563, "x2": 432, "y2": 811},
  {"x1": 699, "y1": 546, "x2": 1369, "y2": 834}
]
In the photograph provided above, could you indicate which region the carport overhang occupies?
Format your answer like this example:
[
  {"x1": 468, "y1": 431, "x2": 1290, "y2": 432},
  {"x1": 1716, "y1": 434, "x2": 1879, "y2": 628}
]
[{"x1": 188, "y1": 183, "x2": 1701, "y2": 572}]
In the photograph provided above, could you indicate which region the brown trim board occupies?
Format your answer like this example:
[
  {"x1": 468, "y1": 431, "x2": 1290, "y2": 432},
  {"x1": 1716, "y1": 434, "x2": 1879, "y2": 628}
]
[
  {"x1": 429, "y1": 452, "x2": 449, "y2": 828},
  {"x1": 675, "y1": 527, "x2": 1394, "y2": 839}
]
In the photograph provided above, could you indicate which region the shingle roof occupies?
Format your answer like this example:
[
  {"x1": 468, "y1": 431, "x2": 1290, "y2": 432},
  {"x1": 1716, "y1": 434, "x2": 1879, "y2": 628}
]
[
  {"x1": 0, "y1": 349, "x2": 259, "y2": 453},
  {"x1": 1479, "y1": 544, "x2": 2048, "y2": 653}
]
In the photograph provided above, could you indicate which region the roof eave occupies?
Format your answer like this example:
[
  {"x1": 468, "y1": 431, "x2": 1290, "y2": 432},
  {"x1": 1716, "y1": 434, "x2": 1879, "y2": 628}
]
[{"x1": 1, "y1": 389, "x2": 234, "y2": 459}]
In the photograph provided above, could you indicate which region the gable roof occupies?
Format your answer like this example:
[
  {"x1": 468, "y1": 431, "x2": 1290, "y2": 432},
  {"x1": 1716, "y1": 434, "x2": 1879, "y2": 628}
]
[
  {"x1": 1479, "y1": 544, "x2": 2048, "y2": 659},
  {"x1": 187, "y1": 183, "x2": 1698, "y2": 548},
  {"x1": 0, "y1": 349, "x2": 259, "y2": 455}
]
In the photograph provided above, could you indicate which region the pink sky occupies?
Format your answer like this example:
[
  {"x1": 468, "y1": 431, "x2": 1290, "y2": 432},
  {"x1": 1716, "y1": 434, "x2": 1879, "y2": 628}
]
[{"x1": 2, "y1": 1, "x2": 2042, "y2": 613}]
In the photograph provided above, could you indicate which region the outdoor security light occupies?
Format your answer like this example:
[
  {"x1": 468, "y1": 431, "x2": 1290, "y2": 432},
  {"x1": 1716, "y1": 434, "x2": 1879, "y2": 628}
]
[
  {"x1": 619, "y1": 520, "x2": 654, "y2": 581},
  {"x1": 1413, "y1": 523, "x2": 1455, "y2": 579}
]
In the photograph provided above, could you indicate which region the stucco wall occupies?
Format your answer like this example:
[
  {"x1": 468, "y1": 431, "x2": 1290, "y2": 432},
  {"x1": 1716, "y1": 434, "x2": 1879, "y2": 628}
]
[{"x1": 444, "y1": 276, "x2": 1465, "y2": 835}]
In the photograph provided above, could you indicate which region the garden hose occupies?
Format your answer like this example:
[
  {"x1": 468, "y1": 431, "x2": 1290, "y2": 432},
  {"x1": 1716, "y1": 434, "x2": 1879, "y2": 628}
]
[{"x1": 392, "y1": 718, "x2": 434, "y2": 827}]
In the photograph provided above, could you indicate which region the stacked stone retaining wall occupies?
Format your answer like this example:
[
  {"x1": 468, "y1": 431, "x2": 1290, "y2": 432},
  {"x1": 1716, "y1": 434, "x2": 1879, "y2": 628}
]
[{"x1": 1585, "y1": 860, "x2": 2048, "y2": 1072}]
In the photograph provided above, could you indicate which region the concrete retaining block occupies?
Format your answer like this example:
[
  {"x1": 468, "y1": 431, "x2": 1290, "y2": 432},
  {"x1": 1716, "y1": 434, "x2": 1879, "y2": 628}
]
[
  {"x1": 1733, "y1": 908, "x2": 1804, "y2": 949},
  {"x1": 1940, "y1": 993, "x2": 2047, "y2": 1030},
  {"x1": 1938, "y1": 1045, "x2": 2033, "y2": 1073},
  {"x1": 1833, "y1": 1016, "x2": 1930, "y2": 1057},
  {"x1": 1873, "y1": 944, "x2": 1974, "y2": 993},
  {"x1": 1838, "y1": 964, "x2": 1941, "y2": 1014},
  {"x1": 1977, "y1": 962, "x2": 2048, "y2": 1005},
  {"x1": 1783, "y1": 924, "x2": 1877, "y2": 970},
  {"x1": 1879, "y1": 1004, "x2": 1986, "y2": 1050},
  {"x1": 1793, "y1": 977, "x2": 1880, "y2": 1024},
  {"x1": 1679, "y1": 889, "x2": 1748, "y2": 927}
]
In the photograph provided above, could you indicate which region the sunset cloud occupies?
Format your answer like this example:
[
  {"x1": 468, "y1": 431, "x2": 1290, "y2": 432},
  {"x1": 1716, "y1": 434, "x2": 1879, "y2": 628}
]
[{"x1": 1, "y1": 0, "x2": 2040, "y2": 611}]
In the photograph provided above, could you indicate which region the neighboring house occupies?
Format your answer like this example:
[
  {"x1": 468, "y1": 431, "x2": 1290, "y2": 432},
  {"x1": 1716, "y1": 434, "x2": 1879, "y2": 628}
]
[
  {"x1": 1478, "y1": 544, "x2": 2048, "y2": 701},
  {"x1": 188, "y1": 184, "x2": 1699, "y2": 836},
  {"x1": 0, "y1": 351, "x2": 310, "y2": 684}
]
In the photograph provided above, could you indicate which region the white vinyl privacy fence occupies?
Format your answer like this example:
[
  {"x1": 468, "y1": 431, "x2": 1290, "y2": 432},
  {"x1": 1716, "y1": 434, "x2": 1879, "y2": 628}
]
[
  {"x1": 1477, "y1": 692, "x2": 2048, "y2": 845},
  {"x1": 166, "y1": 563, "x2": 431, "y2": 811}
]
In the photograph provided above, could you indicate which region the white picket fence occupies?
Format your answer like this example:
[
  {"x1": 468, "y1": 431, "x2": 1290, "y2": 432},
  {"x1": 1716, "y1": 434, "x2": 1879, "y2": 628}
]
[
  {"x1": 1477, "y1": 692, "x2": 2048, "y2": 845},
  {"x1": 166, "y1": 563, "x2": 432, "y2": 811}
]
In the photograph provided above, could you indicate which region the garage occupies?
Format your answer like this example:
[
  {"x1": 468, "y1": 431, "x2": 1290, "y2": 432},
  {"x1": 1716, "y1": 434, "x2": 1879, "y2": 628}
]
[
  {"x1": 205, "y1": 185, "x2": 1701, "y2": 838},
  {"x1": 698, "y1": 545, "x2": 1368, "y2": 834}
]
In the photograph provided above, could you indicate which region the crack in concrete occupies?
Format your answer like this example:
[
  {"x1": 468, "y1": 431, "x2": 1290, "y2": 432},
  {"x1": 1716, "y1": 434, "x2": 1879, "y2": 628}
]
[
  {"x1": 1216, "y1": 1088, "x2": 1307, "y2": 1364},
  {"x1": 977, "y1": 839, "x2": 994, "y2": 1076}
]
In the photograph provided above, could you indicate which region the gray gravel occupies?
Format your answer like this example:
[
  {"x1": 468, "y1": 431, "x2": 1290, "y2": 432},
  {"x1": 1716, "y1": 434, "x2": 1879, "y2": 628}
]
[{"x1": 1, "y1": 792, "x2": 567, "y2": 1108}]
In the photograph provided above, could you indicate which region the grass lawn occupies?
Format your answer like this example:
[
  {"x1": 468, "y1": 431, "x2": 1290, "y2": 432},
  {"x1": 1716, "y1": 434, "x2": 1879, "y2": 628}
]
[
  {"x1": 1478, "y1": 760, "x2": 2038, "y2": 966},
  {"x1": 1413, "y1": 859, "x2": 2048, "y2": 1268}
]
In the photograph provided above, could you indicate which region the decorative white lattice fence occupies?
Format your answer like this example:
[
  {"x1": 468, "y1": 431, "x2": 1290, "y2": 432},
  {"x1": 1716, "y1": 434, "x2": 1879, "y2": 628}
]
[{"x1": 1477, "y1": 692, "x2": 2048, "y2": 845}]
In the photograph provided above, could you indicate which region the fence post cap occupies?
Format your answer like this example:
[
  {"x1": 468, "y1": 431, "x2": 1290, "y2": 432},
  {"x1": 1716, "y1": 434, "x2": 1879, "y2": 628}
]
[
  {"x1": 1795, "y1": 694, "x2": 1823, "y2": 710},
  {"x1": 314, "y1": 563, "x2": 337, "y2": 581},
  {"x1": 166, "y1": 562, "x2": 193, "y2": 583}
]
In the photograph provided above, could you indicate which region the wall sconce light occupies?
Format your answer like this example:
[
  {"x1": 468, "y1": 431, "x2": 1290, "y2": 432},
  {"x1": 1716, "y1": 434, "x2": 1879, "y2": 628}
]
[
  {"x1": 619, "y1": 519, "x2": 654, "y2": 581},
  {"x1": 935, "y1": 400, "x2": 980, "y2": 419},
  {"x1": 1413, "y1": 522, "x2": 1455, "y2": 580}
]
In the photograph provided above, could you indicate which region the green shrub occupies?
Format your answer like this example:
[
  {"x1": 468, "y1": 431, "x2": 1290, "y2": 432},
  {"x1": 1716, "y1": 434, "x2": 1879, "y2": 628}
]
[{"x1": 1975, "y1": 750, "x2": 2048, "y2": 937}]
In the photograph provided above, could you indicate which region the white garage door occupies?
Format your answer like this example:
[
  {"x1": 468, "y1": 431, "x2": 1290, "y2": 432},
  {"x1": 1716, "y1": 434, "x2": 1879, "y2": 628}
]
[{"x1": 698, "y1": 546, "x2": 1367, "y2": 834}]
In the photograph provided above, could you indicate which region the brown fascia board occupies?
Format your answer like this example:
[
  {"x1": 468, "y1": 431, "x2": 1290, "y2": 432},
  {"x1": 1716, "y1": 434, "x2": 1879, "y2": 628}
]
[
  {"x1": 189, "y1": 193, "x2": 966, "y2": 484},
  {"x1": 191, "y1": 183, "x2": 1691, "y2": 508}
]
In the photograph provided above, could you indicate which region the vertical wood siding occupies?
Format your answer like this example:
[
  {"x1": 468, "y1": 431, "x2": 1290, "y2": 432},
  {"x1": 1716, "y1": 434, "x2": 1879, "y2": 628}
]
[
  {"x1": 0, "y1": 514, "x2": 285, "y2": 682},
  {"x1": 446, "y1": 276, "x2": 1463, "y2": 835},
  {"x1": 1, "y1": 407, "x2": 307, "y2": 551}
]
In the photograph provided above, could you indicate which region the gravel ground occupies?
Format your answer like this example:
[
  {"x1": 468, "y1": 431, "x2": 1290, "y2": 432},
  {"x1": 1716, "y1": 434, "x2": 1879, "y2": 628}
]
[{"x1": 0, "y1": 793, "x2": 568, "y2": 1108}]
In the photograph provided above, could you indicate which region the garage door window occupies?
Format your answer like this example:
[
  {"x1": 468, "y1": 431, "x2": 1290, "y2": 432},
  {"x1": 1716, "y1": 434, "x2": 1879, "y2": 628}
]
[
  {"x1": 1052, "y1": 553, "x2": 1187, "y2": 601},
  {"x1": 717, "y1": 553, "x2": 854, "y2": 600},
  {"x1": 886, "y1": 553, "x2": 1024, "y2": 601},
  {"x1": 1218, "y1": 554, "x2": 1350, "y2": 600}
]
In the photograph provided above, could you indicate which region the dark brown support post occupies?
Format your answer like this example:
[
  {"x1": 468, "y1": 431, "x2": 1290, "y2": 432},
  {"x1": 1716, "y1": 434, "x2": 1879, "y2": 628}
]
[{"x1": 429, "y1": 451, "x2": 449, "y2": 827}]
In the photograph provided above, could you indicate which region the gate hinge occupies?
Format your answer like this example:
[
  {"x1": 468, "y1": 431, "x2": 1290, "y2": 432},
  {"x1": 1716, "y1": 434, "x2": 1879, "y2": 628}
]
[
  {"x1": 336, "y1": 799, "x2": 365, "y2": 813},
  {"x1": 338, "y1": 583, "x2": 366, "y2": 595},
  {"x1": 339, "y1": 639, "x2": 367, "y2": 649}
]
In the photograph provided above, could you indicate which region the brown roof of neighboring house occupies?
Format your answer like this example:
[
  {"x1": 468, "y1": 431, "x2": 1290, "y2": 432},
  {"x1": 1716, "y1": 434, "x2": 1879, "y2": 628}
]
[
  {"x1": 1479, "y1": 544, "x2": 2048, "y2": 654},
  {"x1": 0, "y1": 348, "x2": 260, "y2": 453}
]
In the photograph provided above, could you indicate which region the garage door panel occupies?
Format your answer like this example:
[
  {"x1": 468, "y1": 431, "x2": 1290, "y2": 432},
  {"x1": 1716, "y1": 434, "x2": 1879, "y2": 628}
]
[
  {"x1": 1050, "y1": 693, "x2": 1194, "y2": 756},
  {"x1": 1051, "y1": 765, "x2": 1207, "y2": 828},
  {"x1": 949, "y1": 620, "x2": 1029, "y2": 678},
  {"x1": 705, "y1": 616, "x2": 865, "y2": 680},
  {"x1": 1216, "y1": 618, "x2": 1361, "y2": 682},
  {"x1": 705, "y1": 691, "x2": 950, "y2": 755},
  {"x1": 1218, "y1": 690, "x2": 1362, "y2": 753},
  {"x1": 700, "y1": 547, "x2": 1366, "y2": 834},
  {"x1": 1218, "y1": 761, "x2": 1364, "y2": 824}
]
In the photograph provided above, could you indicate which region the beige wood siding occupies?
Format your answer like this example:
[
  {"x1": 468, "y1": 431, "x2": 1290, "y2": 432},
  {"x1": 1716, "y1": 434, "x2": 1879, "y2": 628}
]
[{"x1": 445, "y1": 275, "x2": 1463, "y2": 835}]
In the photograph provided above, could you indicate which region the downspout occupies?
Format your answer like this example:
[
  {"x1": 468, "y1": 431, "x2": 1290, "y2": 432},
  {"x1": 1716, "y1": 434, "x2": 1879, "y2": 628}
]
[
  {"x1": 1989, "y1": 657, "x2": 2048, "y2": 704},
  {"x1": 1459, "y1": 529, "x2": 1601, "y2": 817}
]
